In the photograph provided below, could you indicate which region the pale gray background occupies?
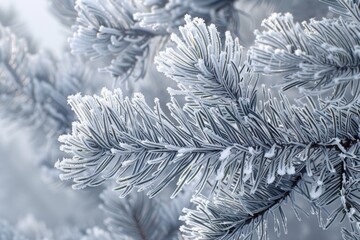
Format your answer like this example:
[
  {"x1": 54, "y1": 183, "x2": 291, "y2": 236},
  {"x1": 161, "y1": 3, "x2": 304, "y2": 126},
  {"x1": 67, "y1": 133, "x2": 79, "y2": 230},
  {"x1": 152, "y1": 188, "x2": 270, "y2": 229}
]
[{"x1": 2, "y1": 0, "x2": 64, "y2": 55}]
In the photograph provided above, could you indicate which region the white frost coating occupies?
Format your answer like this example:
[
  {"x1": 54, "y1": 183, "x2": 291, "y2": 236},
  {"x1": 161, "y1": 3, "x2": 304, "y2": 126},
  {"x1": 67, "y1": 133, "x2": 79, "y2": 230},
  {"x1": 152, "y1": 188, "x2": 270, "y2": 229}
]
[
  {"x1": 110, "y1": 148, "x2": 120, "y2": 154},
  {"x1": 264, "y1": 144, "x2": 276, "y2": 158},
  {"x1": 286, "y1": 165, "x2": 295, "y2": 175},
  {"x1": 274, "y1": 49, "x2": 282, "y2": 54},
  {"x1": 54, "y1": 159, "x2": 61, "y2": 169},
  {"x1": 277, "y1": 162, "x2": 286, "y2": 175},
  {"x1": 244, "y1": 161, "x2": 253, "y2": 175},
  {"x1": 178, "y1": 148, "x2": 197, "y2": 154},
  {"x1": 295, "y1": 49, "x2": 302, "y2": 56},
  {"x1": 326, "y1": 54, "x2": 334, "y2": 60},
  {"x1": 339, "y1": 153, "x2": 347, "y2": 159},
  {"x1": 329, "y1": 137, "x2": 348, "y2": 154},
  {"x1": 122, "y1": 160, "x2": 134, "y2": 166},
  {"x1": 310, "y1": 185, "x2": 323, "y2": 199},
  {"x1": 119, "y1": 143, "x2": 132, "y2": 149},
  {"x1": 317, "y1": 179, "x2": 324, "y2": 186},
  {"x1": 341, "y1": 194, "x2": 346, "y2": 206},
  {"x1": 267, "y1": 174, "x2": 275, "y2": 184},
  {"x1": 58, "y1": 135, "x2": 69, "y2": 143},
  {"x1": 242, "y1": 172, "x2": 251, "y2": 183},
  {"x1": 216, "y1": 160, "x2": 228, "y2": 181},
  {"x1": 176, "y1": 147, "x2": 196, "y2": 157},
  {"x1": 101, "y1": 87, "x2": 112, "y2": 96},
  {"x1": 348, "y1": 208, "x2": 356, "y2": 219},
  {"x1": 219, "y1": 147, "x2": 232, "y2": 161},
  {"x1": 248, "y1": 147, "x2": 258, "y2": 155},
  {"x1": 284, "y1": 12, "x2": 293, "y2": 19},
  {"x1": 286, "y1": 44, "x2": 292, "y2": 52},
  {"x1": 263, "y1": 66, "x2": 272, "y2": 74},
  {"x1": 209, "y1": 24, "x2": 217, "y2": 32},
  {"x1": 164, "y1": 145, "x2": 179, "y2": 150}
]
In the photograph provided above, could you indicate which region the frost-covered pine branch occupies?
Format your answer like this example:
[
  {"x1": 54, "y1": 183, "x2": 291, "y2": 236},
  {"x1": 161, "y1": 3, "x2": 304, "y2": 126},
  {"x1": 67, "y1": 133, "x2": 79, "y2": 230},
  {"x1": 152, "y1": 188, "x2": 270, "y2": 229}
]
[
  {"x1": 57, "y1": 85, "x2": 360, "y2": 238},
  {"x1": 49, "y1": 0, "x2": 77, "y2": 27},
  {"x1": 57, "y1": 87, "x2": 245, "y2": 194},
  {"x1": 69, "y1": 0, "x2": 257, "y2": 83},
  {"x1": 320, "y1": 0, "x2": 360, "y2": 22},
  {"x1": 155, "y1": 15, "x2": 257, "y2": 113},
  {"x1": 249, "y1": 1, "x2": 360, "y2": 106},
  {"x1": 57, "y1": 17, "x2": 258, "y2": 195},
  {"x1": 100, "y1": 187, "x2": 189, "y2": 239},
  {"x1": 180, "y1": 173, "x2": 303, "y2": 239},
  {"x1": 342, "y1": 227, "x2": 360, "y2": 240},
  {"x1": 57, "y1": 12, "x2": 360, "y2": 239},
  {"x1": 69, "y1": 0, "x2": 156, "y2": 82},
  {"x1": 133, "y1": 0, "x2": 239, "y2": 34},
  {"x1": 134, "y1": 0, "x2": 276, "y2": 36},
  {"x1": 0, "y1": 24, "x2": 88, "y2": 137},
  {"x1": 181, "y1": 137, "x2": 359, "y2": 239}
]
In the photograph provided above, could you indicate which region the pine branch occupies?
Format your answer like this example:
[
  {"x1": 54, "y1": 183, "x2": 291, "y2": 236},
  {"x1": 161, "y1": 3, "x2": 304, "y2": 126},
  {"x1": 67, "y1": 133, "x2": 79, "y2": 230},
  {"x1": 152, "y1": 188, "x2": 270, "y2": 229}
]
[
  {"x1": 180, "y1": 135, "x2": 359, "y2": 239},
  {"x1": 289, "y1": 142, "x2": 360, "y2": 238},
  {"x1": 156, "y1": 15, "x2": 257, "y2": 112},
  {"x1": 57, "y1": 81, "x2": 360, "y2": 196},
  {"x1": 49, "y1": 0, "x2": 77, "y2": 26},
  {"x1": 133, "y1": 0, "x2": 238, "y2": 34},
  {"x1": 57, "y1": 88, "x2": 239, "y2": 194},
  {"x1": 49, "y1": 3, "x2": 360, "y2": 239},
  {"x1": 315, "y1": 159, "x2": 360, "y2": 234},
  {"x1": 249, "y1": 12, "x2": 360, "y2": 106},
  {"x1": 0, "y1": 25, "x2": 88, "y2": 137},
  {"x1": 180, "y1": 170, "x2": 305, "y2": 239},
  {"x1": 342, "y1": 227, "x2": 360, "y2": 240},
  {"x1": 58, "y1": 17, "x2": 360, "y2": 240},
  {"x1": 100, "y1": 188, "x2": 184, "y2": 240},
  {"x1": 69, "y1": 0, "x2": 155, "y2": 82},
  {"x1": 321, "y1": 0, "x2": 360, "y2": 22},
  {"x1": 57, "y1": 17, "x2": 360, "y2": 197}
]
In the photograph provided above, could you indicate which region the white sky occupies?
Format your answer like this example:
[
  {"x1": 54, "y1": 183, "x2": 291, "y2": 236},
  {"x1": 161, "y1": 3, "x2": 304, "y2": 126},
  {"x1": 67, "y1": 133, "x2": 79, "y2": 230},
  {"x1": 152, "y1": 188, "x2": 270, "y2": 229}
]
[{"x1": 1, "y1": 0, "x2": 66, "y2": 56}]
